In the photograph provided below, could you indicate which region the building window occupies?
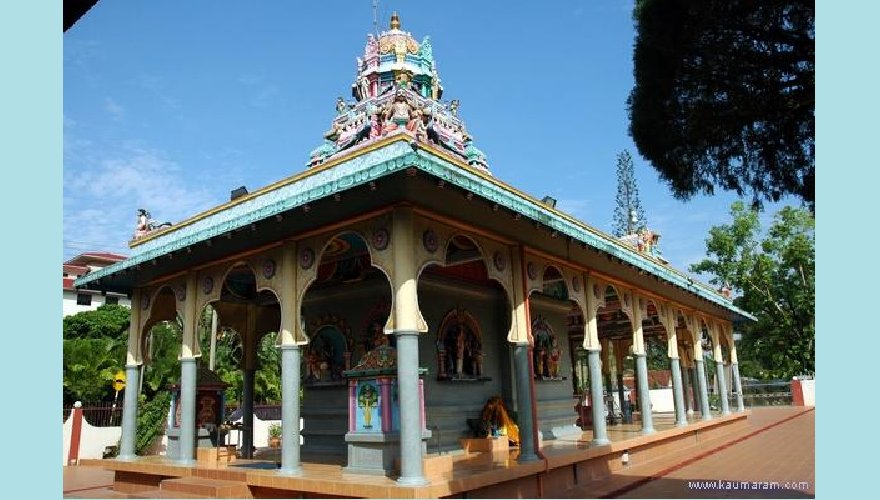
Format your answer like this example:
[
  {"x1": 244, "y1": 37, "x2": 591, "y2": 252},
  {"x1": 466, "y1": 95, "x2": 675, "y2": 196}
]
[
  {"x1": 76, "y1": 293, "x2": 92, "y2": 306},
  {"x1": 105, "y1": 296, "x2": 119, "y2": 306}
]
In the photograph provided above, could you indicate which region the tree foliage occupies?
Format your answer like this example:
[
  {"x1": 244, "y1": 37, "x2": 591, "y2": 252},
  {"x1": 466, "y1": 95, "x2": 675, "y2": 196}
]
[
  {"x1": 690, "y1": 202, "x2": 814, "y2": 379},
  {"x1": 628, "y1": 0, "x2": 814, "y2": 208},
  {"x1": 612, "y1": 150, "x2": 648, "y2": 237},
  {"x1": 63, "y1": 303, "x2": 284, "y2": 406},
  {"x1": 63, "y1": 305, "x2": 129, "y2": 404},
  {"x1": 63, "y1": 303, "x2": 130, "y2": 340}
]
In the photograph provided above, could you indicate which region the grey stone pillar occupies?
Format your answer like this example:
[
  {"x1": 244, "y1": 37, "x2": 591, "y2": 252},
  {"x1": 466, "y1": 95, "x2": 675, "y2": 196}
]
[
  {"x1": 396, "y1": 331, "x2": 427, "y2": 486},
  {"x1": 616, "y1": 371, "x2": 626, "y2": 423},
  {"x1": 695, "y1": 359, "x2": 712, "y2": 420},
  {"x1": 279, "y1": 345, "x2": 302, "y2": 475},
  {"x1": 118, "y1": 364, "x2": 141, "y2": 460},
  {"x1": 690, "y1": 366, "x2": 700, "y2": 415},
  {"x1": 732, "y1": 362, "x2": 745, "y2": 412},
  {"x1": 513, "y1": 344, "x2": 540, "y2": 462},
  {"x1": 634, "y1": 354, "x2": 654, "y2": 434},
  {"x1": 670, "y1": 357, "x2": 688, "y2": 426},
  {"x1": 681, "y1": 366, "x2": 693, "y2": 417},
  {"x1": 587, "y1": 349, "x2": 609, "y2": 445},
  {"x1": 241, "y1": 368, "x2": 255, "y2": 459},
  {"x1": 717, "y1": 362, "x2": 731, "y2": 415},
  {"x1": 178, "y1": 357, "x2": 197, "y2": 464}
]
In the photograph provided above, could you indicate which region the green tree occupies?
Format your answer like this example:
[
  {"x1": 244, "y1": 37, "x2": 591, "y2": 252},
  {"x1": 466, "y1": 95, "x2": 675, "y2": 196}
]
[
  {"x1": 612, "y1": 150, "x2": 648, "y2": 237},
  {"x1": 254, "y1": 333, "x2": 282, "y2": 402},
  {"x1": 690, "y1": 202, "x2": 814, "y2": 379},
  {"x1": 63, "y1": 305, "x2": 130, "y2": 404},
  {"x1": 63, "y1": 303, "x2": 130, "y2": 340},
  {"x1": 628, "y1": 0, "x2": 814, "y2": 209},
  {"x1": 140, "y1": 321, "x2": 182, "y2": 400},
  {"x1": 63, "y1": 337, "x2": 126, "y2": 404}
]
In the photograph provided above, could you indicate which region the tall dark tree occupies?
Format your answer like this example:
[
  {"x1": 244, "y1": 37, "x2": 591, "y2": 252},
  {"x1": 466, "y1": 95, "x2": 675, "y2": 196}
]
[
  {"x1": 612, "y1": 150, "x2": 648, "y2": 237},
  {"x1": 628, "y1": 0, "x2": 814, "y2": 209}
]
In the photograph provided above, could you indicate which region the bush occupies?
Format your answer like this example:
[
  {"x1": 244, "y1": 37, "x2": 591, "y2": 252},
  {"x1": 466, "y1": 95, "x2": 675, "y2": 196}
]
[{"x1": 136, "y1": 391, "x2": 171, "y2": 455}]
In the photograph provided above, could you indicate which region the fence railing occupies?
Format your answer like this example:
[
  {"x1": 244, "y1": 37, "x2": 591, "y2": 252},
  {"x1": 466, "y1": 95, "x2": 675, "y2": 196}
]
[
  {"x1": 732, "y1": 381, "x2": 793, "y2": 407},
  {"x1": 224, "y1": 402, "x2": 282, "y2": 421},
  {"x1": 63, "y1": 403, "x2": 124, "y2": 427}
]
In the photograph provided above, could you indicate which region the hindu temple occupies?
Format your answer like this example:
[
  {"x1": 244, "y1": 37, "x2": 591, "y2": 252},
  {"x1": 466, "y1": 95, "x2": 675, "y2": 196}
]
[{"x1": 75, "y1": 13, "x2": 753, "y2": 498}]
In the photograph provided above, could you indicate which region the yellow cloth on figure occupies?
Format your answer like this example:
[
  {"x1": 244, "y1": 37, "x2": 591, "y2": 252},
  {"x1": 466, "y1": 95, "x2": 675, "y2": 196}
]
[{"x1": 480, "y1": 396, "x2": 520, "y2": 446}]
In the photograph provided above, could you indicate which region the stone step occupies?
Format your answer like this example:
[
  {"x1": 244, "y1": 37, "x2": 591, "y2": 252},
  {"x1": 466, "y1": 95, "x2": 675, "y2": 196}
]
[
  {"x1": 64, "y1": 487, "x2": 129, "y2": 498},
  {"x1": 128, "y1": 488, "x2": 208, "y2": 498},
  {"x1": 160, "y1": 477, "x2": 252, "y2": 498}
]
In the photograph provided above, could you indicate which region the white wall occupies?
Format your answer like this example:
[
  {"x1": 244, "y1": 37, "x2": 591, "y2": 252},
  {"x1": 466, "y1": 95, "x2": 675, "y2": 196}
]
[
  {"x1": 62, "y1": 412, "x2": 122, "y2": 466},
  {"x1": 63, "y1": 410, "x2": 303, "y2": 465},
  {"x1": 63, "y1": 290, "x2": 131, "y2": 317},
  {"x1": 801, "y1": 379, "x2": 815, "y2": 407},
  {"x1": 648, "y1": 388, "x2": 675, "y2": 413}
]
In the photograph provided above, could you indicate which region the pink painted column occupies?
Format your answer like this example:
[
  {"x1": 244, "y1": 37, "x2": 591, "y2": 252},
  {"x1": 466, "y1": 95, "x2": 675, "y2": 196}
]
[{"x1": 380, "y1": 378, "x2": 393, "y2": 433}]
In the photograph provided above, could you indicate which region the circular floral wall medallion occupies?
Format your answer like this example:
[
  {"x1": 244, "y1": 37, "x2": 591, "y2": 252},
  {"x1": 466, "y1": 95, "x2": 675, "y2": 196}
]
[
  {"x1": 492, "y1": 251, "x2": 506, "y2": 272},
  {"x1": 202, "y1": 276, "x2": 214, "y2": 295},
  {"x1": 262, "y1": 259, "x2": 276, "y2": 279},
  {"x1": 423, "y1": 230, "x2": 438, "y2": 253},
  {"x1": 372, "y1": 228, "x2": 389, "y2": 251},
  {"x1": 527, "y1": 262, "x2": 537, "y2": 281},
  {"x1": 300, "y1": 248, "x2": 315, "y2": 270},
  {"x1": 571, "y1": 276, "x2": 580, "y2": 292}
]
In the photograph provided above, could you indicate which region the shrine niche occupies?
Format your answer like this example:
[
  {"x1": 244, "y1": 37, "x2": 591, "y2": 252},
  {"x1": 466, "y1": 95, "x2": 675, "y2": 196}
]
[
  {"x1": 358, "y1": 300, "x2": 393, "y2": 356},
  {"x1": 435, "y1": 307, "x2": 488, "y2": 381},
  {"x1": 304, "y1": 314, "x2": 355, "y2": 385},
  {"x1": 532, "y1": 315, "x2": 564, "y2": 380}
]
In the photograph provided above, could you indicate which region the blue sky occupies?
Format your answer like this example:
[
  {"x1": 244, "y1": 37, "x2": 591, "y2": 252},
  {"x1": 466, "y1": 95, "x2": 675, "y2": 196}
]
[{"x1": 63, "y1": 0, "x2": 799, "y2": 277}]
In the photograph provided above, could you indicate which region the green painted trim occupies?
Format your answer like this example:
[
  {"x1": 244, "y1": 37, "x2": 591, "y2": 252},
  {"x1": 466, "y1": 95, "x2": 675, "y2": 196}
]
[{"x1": 75, "y1": 139, "x2": 754, "y2": 321}]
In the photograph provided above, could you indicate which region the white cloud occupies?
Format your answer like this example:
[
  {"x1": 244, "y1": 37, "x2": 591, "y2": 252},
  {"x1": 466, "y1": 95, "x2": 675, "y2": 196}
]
[
  {"x1": 64, "y1": 144, "x2": 219, "y2": 259},
  {"x1": 104, "y1": 97, "x2": 125, "y2": 121}
]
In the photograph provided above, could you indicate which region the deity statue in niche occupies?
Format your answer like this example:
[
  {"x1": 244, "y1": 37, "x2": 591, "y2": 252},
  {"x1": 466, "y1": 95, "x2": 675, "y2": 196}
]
[
  {"x1": 305, "y1": 350, "x2": 322, "y2": 382},
  {"x1": 535, "y1": 347, "x2": 545, "y2": 377},
  {"x1": 370, "y1": 321, "x2": 388, "y2": 350},
  {"x1": 531, "y1": 316, "x2": 559, "y2": 379},
  {"x1": 548, "y1": 338, "x2": 561, "y2": 378},
  {"x1": 455, "y1": 327, "x2": 466, "y2": 377},
  {"x1": 436, "y1": 308, "x2": 484, "y2": 380},
  {"x1": 470, "y1": 337, "x2": 484, "y2": 377}
]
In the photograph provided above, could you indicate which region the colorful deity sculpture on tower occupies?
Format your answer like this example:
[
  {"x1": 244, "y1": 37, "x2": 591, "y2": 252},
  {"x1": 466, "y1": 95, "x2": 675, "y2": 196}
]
[{"x1": 308, "y1": 12, "x2": 490, "y2": 174}]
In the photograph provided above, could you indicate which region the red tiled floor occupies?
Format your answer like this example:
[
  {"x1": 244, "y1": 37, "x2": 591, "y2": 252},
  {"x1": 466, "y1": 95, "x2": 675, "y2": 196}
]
[{"x1": 615, "y1": 407, "x2": 815, "y2": 498}]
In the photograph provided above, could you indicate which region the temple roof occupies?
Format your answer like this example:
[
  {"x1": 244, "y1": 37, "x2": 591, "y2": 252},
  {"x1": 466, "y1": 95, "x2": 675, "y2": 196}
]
[{"x1": 74, "y1": 13, "x2": 755, "y2": 324}]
